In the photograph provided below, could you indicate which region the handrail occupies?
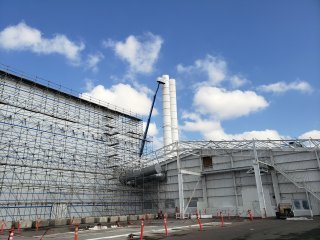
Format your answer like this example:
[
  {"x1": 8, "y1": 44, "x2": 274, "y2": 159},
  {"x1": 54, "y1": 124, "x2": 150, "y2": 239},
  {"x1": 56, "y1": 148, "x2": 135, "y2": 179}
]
[{"x1": 259, "y1": 161, "x2": 320, "y2": 201}]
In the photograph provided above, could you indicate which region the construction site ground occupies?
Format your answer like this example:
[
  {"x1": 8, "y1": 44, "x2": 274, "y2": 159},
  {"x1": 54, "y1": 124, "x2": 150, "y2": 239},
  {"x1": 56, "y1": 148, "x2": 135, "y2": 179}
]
[{"x1": 4, "y1": 217, "x2": 320, "y2": 240}]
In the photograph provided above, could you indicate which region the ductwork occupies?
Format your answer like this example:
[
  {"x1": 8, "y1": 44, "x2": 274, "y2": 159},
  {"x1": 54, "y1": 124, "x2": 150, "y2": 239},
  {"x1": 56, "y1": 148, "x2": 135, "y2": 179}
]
[{"x1": 119, "y1": 164, "x2": 163, "y2": 184}]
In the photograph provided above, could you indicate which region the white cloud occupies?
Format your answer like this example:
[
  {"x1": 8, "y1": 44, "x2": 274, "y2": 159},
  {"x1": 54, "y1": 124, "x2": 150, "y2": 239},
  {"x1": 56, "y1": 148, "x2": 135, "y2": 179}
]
[
  {"x1": 0, "y1": 22, "x2": 85, "y2": 64},
  {"x1": 258, "y1": 81, "x2": 313, "y2": 94},
  {"x1": 181, "y1": 112, "x2": 221, "y2": 133},
  {"x1": 86, "y1": 52, "x2": 104, "y2": 72},
  {"x1": 177, "y1": 54, "x2": 274, "y2": 141},
  {"x1": 151, "y1": 137, "x2": 163, "y2": 150},
  {"x1": 80, "y1": 83, "x2": 156, "y2": 116},
  {"x1": 103, "y1": 33, "x2": 163, "y2": 75},
  {"x1": 230, "y1": 75, "x2": 248, "y2": 88},
  {"x1": 194, "y1": 86, "x2": 269, "y2": 120},
  {"x1": 230, "y1": 129, "x2": 283, "y2": 140},
  {"x1": 84, "y1": 78, "x2": 95, "y2": 91},
  {"x1": 177, "y1": 55, "x2": 227, "y2": 85},
  {"x1": 143, "y1": 122, "x2": 163, "y2": 150},
  {"x1": 181, "y1": 113, "x2": 283, "y2": 140},
  {"x1": 299, "y1": 130, "x2": 320, "y2": 139},
  {"x1": 143, "y1": 122, "x2": 159, "y2": 137}
]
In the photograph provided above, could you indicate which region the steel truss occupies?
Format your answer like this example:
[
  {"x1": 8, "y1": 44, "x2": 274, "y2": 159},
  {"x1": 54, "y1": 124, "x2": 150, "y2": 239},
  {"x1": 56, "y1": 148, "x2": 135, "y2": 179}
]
[{"x1": 142, "y1": 139, "x2": 320, "y2": 167}]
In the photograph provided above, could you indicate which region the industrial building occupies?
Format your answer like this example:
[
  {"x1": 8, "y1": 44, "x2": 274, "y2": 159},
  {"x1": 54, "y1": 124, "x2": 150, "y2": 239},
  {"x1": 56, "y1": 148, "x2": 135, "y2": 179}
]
[
  {"x1": 143, "y1": 140, "x2": 320, "y2": 218},
  {"x1": 140, "y1": 74, "x2": 320, "y2": 219},
  {"x1": 0, "y1": 67, "x2": 319, "y2": 228}
]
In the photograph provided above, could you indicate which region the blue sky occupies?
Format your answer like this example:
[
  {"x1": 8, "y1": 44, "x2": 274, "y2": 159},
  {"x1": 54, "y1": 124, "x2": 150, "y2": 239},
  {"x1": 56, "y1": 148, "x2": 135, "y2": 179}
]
[{"x1": 0, "y1": 0, "x2": 319, "y2": 148}]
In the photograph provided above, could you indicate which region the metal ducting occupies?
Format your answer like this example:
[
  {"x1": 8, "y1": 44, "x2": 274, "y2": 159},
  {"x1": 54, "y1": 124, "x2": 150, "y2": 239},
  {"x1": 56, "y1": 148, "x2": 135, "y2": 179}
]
[{"x1": 119, "y1": 164, "x2": 163, "y2": 184}]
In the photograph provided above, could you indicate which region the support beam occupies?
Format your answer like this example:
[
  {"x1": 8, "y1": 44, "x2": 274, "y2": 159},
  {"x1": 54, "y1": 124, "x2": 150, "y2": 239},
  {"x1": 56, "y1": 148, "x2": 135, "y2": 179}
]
[
  {"x1": 201, "y1": 175, "x2": 208, "y2": 208},
  {"x1": 306, "y1": 190, "x2": 313, "y2": 218},
  {"x1": 232, "y1": 172, "x2": 239, "y2": 214},
  {"x1": 271, "y1": 170, "x2": 281, "y2": 206},
  {"x1": 184, "y1": 178, "x2": 201, "y2": 213},
  {"x1": 253, "y1": 140, "x2": 267, "y2": 218},
  {"x1": 180, "y1": 169, "x2": 202, "y2": 176},
  {"x1": 315, "y1": 150, "x2": 320, "y2": 170},
  {"x1": 270, "y1": 152, "x2": 281, "y2": 206},
  {"x1": 176, "y1": 142, "x2": 185, "y2": 218},
  {"x1": 231, "y1": 154, "x2": 239, "y2": 213}
]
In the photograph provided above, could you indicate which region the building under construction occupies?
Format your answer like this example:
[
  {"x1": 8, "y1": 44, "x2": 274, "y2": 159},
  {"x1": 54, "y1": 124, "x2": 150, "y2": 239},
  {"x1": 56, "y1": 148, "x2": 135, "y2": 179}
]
[
  {"x1": 0, "y1": 67, "x2": 320, "y2": 227},
  {"x1": 0, "y1": 68, "x2": 151, "y2": 221}
]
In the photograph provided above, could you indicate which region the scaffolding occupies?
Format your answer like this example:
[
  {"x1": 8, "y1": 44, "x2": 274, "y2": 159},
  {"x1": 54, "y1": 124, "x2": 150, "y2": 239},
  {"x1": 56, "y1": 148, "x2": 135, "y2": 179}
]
[{"x1": 0, "y1": 67, "x2": 155, "y2": 221}]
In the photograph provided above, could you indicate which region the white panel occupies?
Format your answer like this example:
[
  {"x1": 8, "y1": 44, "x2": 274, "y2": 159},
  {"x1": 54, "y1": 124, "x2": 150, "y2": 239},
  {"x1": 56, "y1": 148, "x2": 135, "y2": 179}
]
[
  {"x1": 208, "y1": 196, "x2": 236, "y2": 208},
  {"x1": 207, "y1": 188, "x2": 235, "y2": 197},
  {"x1": 206, "y1": 178, "x2": 234, "y2": 188},
  {"x1": 241, "y1": 186, "x2": 275, "y2": 217}
]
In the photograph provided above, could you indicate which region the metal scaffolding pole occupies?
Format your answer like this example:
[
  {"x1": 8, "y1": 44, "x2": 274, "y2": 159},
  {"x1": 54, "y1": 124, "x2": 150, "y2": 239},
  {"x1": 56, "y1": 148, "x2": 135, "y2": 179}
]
[{"x1": 0, "y1": 67, "x2": 152, "y2": 221}]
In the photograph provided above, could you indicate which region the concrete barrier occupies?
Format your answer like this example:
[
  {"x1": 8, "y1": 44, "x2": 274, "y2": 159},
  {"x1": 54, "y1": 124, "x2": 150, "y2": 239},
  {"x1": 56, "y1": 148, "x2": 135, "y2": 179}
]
[
  {"x1": 95, "y1": 216, "x2": 108, "y2": 223},
  {"x1": 128, "y1": 215, "x2": 138, "y2": 221},
  {"x1": 1, "y1": 221, "x2": 12, "y2": 230},
  {"x1": 138, "y1": 214, "x2": 146, "y2": 220},
  {"x1": 32, "y1": 219, "x2": 49, "y2": 228},
  {"x1": 146, "y1": 214, "x2": 155, "y2": 219},
  {"x1": 68, "y1": 217, "x2": 81, "y2": 225},
  {"x1": 109, "y1": 216, "x2": 119, "y2": 223},
  {"x1": 118, "y1": 216, "x2": 127, "y2": 222},
  {"x1": 41, "y1": 219, "x2": 50, "y2": 227},
  {"x1": 50, "y1": 219, "x2": 68, "y2": 226},
  {"x1": 82, "y1": 217, "x2": 95, "y2": 224},
  {"x1": 15, "y1": 220, "x2": 32, "y2": 229}
]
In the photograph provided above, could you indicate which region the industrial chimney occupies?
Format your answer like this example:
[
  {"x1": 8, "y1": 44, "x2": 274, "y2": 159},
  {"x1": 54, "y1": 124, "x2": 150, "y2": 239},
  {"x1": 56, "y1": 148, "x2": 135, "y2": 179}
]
[
  {"x1": 161, "y1": 75, "x2": 172, "y2": 147},
  {"x1": 169, "y1": 78, "x2": 179, "y2": 143},
  {"x1": 160, "y1": 75, "x2": 179, "y2": 147}
]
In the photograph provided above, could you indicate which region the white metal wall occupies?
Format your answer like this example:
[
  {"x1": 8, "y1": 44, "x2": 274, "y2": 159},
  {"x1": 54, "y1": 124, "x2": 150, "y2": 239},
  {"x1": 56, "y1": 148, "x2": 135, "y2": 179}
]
[{"x1": 153, "y1": 148, "x2": 320, "y2": 217}]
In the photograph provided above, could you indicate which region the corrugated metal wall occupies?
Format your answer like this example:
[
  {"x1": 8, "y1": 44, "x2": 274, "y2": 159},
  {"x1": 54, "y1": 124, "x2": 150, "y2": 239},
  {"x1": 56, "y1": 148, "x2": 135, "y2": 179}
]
[{"x1": 152, "y1": 148, "x2": 320, "y2": 217}]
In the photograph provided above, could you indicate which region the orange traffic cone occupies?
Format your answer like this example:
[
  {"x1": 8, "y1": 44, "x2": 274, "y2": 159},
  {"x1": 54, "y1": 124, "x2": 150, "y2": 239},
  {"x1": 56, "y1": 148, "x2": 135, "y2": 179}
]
[
  {"x1": 8, "y1": 227, "x2": 14, "y2": 240},
  {"x1": 74, "y1": 225, "x2": 79, "y2": 240}
]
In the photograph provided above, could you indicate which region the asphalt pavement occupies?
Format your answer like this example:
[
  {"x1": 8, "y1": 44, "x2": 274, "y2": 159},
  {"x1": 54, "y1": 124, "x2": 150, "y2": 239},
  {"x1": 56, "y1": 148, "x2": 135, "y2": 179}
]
[
  {"x1": 3, "y1": 217, "x2": 320, "y2": 240},
  {"x1": 165, "y1": 218, "x2": 320, "y2": 240}
]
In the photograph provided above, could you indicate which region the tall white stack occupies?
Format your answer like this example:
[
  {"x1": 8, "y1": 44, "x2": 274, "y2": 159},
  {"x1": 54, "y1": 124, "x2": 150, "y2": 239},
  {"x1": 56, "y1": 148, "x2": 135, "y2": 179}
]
[
  {"x1": 169, "y1": 78, "x2": 179, "y2": 143},
  {"x1": 161, "y1": 75, "x2": 173, "y2": 147}
]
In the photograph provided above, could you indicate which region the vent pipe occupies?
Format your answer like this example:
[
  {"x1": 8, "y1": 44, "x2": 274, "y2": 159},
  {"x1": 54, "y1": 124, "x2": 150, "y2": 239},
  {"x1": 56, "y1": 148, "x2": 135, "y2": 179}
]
[
  {"x1": 162, "y1": 75, "x2": 172, "y2": 146},
  {"x1": 169, "y1": 78, "x2": 179, "y2": 142}
]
